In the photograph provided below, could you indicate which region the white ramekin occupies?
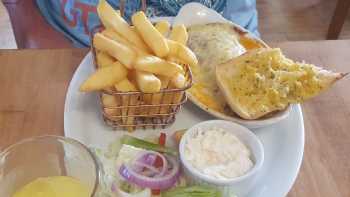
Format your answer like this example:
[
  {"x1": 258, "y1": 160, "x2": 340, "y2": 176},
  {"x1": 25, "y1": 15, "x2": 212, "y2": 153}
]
[{"x1": 179, "y1": 120, "x2": 264, "y2": 197}]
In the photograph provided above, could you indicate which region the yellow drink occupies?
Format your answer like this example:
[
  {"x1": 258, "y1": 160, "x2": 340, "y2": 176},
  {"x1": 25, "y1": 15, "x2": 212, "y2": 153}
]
[{"x1": 12, "y1": 176, "x2": 90, "y2": 197}]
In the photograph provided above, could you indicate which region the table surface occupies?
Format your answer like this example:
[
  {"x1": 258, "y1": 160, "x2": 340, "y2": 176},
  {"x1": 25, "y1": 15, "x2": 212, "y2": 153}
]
[{"x1": 0, "y1": 40, "x2": 349, "y2": 197}]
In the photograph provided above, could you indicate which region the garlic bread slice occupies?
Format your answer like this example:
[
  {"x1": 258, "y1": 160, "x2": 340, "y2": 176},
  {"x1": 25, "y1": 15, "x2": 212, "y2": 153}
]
[{"x1": 216, "y1": 48, "x2": 346, "y2": 119}]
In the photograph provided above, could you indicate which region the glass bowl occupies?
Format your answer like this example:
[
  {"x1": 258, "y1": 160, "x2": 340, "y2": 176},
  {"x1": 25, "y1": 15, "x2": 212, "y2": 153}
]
[{"x1": 0, "y1": 135, "x2": 100, "y2": 197}]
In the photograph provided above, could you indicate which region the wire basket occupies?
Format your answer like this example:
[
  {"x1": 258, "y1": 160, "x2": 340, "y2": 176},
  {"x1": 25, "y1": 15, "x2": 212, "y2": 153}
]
[{"x1": 90, "y1": 26, "x2": 193, "y2": 131}]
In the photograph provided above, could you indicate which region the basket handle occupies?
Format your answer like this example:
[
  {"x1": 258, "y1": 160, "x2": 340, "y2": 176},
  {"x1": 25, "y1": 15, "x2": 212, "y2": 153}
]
[{"x1": 119, "y1": 0, "x2": 147, "y2": 17}]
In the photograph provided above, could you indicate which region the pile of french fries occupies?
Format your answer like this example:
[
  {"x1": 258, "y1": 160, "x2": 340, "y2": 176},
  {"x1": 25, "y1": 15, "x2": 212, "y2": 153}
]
[{"x1": 79, "y1": 0, "x2": 197, "y2": 131}]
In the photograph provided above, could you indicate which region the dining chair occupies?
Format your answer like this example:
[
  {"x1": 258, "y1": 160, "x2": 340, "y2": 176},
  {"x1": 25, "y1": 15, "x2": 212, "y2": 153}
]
[
  {"x1": 2, "y1": 0, "x2": 73, "y2": 48},
  {"x1": 327, "y1": 0, "x2": 350, "y2": 39}
]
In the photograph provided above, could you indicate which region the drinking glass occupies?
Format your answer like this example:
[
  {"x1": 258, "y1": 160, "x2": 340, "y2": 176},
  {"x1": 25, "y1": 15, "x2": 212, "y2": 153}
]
[{"x1": 0, "y1": 135, "x2": 100, "y2": 197}]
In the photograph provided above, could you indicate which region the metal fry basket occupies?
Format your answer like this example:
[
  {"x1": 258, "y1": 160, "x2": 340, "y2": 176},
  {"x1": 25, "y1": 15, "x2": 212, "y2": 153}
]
[{"x1": 90, "y1": 25, "x2": 193, "y2": 131}]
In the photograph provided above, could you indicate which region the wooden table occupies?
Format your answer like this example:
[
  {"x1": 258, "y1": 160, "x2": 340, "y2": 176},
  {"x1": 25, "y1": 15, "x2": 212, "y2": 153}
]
[{"x1": 0, "y1": 41, "x2": 349, "y2": 197}]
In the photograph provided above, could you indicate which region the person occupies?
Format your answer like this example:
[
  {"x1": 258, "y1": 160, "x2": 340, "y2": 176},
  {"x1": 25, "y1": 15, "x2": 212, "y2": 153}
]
[{"x1": 36, "y1": 0, "x2": 259, "y2": 47}]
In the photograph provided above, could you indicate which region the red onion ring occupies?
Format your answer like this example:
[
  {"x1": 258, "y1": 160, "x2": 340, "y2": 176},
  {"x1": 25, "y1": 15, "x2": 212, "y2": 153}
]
[
  {"x1": 132, "y1": 151, "x2": 168, "y2": 177},
  {"x1": 133, "y1": 161, "x2": 161, "y2": 175},
  {"x1": 119, "y1": 155, "x2": 180, "y2": 190},
  {"x1": 136, "y1": 152, "x2": 157, "y2": 166}
]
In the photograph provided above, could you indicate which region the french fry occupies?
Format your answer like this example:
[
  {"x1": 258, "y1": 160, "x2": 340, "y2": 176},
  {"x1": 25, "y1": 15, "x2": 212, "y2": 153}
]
[
  {"x1": 167, "y1": 39, "x2": 198, "y2": 66},
  {"x1": 127, "y1": 70, "x2": 148, "y2": 116},
  {"x1": 167, "y1": 40, "x2": 180, "y2": 54},
  {"x1": 80, "y1": 61, "x2": 127, "y2": 92},
  {"x1": 131, "y1": 11, "x2": 169, "y2": 57},
  {"x1": 135, "y1": 71, "x2": 161, "y2": 93},
  {"x1": 103, "y1": 79, "x2": 138, "y2": 126},
  {"x1": 97, "y1": 0, "x2": 149, "y2": 52},
  {"x1": 103, "y1": 86, "x2": 115, "y2": 93},
  {"x1": 158, "y1": 73, "x2": 186, "y2": 114},
  {"x1": 167, "y1": 56, "x2": 184, "y2": 65},
  {"x1": 158, "y1": 75, "x2": 171, "y2": 89},
  {"x1": 102, "y1": 93, "x2": 118, "y2": 107},
  {"x1": 143, "y1": 75, "x2": 170, "y2": 104},
  {"x1": 93, "y1": 33, "x2": 136, "y2": 68},
  {"x1": 170, "y1": 73, "x2": 186, "y2": 106},
  {"x1": 134, "y1": 56, "x2": 183, "y2": 77},
  {"x1": 127, "y1": 69, "x2": 138, "y2": 85},
  {"x1": 130, "y1": 26, "x2": 139, "y2": 35},
  {"x1": 104, "y1": 108, "x2": 120, "y2": 121},
  {"x1": 101, "y1": 29, "x2": 148, "y2": 56},
  {"x1": 170, "y1": 73, "x2": 186, "y2": 88},
  {"x1": 115, "y1": 78, "x2": 138, "y2": 92},
  {"x1": 129, "y1": 27, "x2": 151, "y2": 53},
  {"x1": 115, "y1": 79, "x2": 138, "y2": 131},
  {"x1": 155, "y1": 21, "x2": 170, "y2": 36},
  {"x1": 102, "y1": 93, "x2": 121, "y2": 121},
  {"x1": 176, "y1": 44, "x2": 198, "y2": 66},
  {"x1": 96, "y1": 51, "x2": 116, "y2": 68},
  {"x1": 145, "y1": 75, "x2": 171, "y2": 114},
  {"x1": 169, "y1": 24, "x2": 188, "y2": 45},
  {"x1": 133, "y1": 70, "x2": 161, "y2": 116}
]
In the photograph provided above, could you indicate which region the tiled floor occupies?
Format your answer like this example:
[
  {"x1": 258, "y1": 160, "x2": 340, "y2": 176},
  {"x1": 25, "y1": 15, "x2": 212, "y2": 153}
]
[{"x1": 258, "y1": 0, "x2": 350, "y2": 42}]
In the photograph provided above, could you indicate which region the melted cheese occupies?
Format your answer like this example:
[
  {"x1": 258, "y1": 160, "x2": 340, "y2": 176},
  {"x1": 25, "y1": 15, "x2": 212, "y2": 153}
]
[
  {"x1": 187, "y1": 23, "x2": 247, "y2": 112},
  {"x1": 239, "y1": 36, "x2": 264, "y2": 50},
  {"x1": 188, "y1": 24, "x2": 246, "y2": 68}
]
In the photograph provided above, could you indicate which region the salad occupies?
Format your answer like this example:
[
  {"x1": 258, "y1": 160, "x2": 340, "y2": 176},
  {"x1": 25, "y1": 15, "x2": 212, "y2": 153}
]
[{"x1": 92, "y1": 132, "x2": 230, "y2": 197}]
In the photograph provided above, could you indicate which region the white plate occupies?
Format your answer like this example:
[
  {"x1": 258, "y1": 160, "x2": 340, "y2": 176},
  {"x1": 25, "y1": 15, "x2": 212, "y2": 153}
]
[{"x1": 64, "y1": 52, "x2": 304, "y2": 197}]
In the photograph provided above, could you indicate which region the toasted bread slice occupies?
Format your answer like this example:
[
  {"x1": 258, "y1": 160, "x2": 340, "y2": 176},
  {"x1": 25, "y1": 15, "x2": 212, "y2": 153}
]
[{"x1": 216, "y1": 48, "x2": 347, "y2": 120}]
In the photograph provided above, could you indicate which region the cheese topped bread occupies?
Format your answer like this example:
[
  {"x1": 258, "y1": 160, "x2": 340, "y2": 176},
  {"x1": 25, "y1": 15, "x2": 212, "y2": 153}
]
[{"x1": 216, "y1": 48, "x2": 347, "y2": 119}]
